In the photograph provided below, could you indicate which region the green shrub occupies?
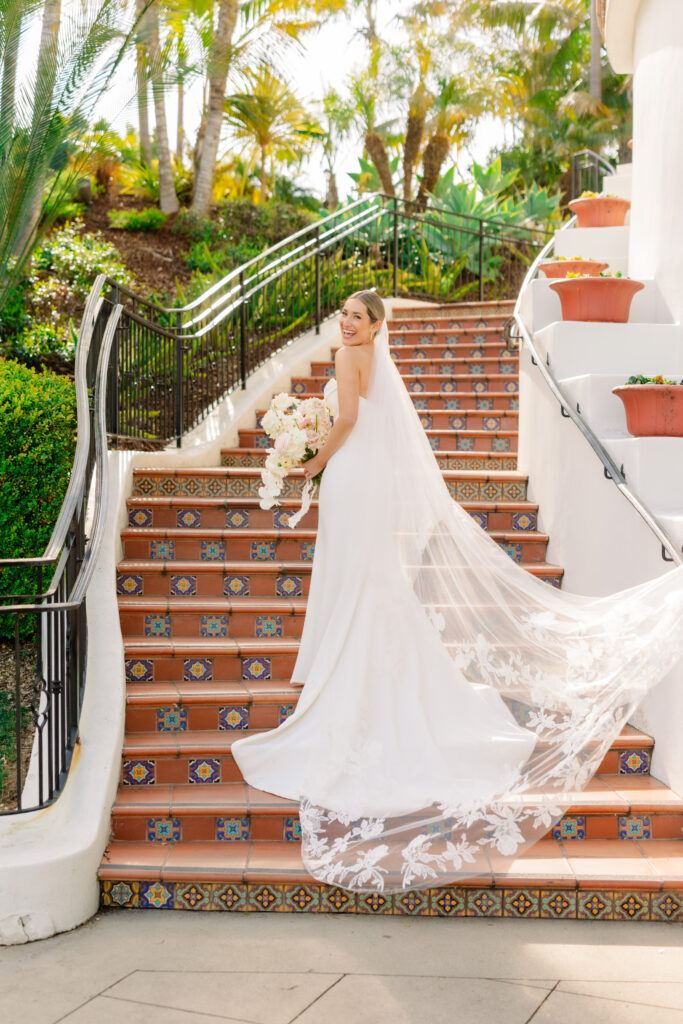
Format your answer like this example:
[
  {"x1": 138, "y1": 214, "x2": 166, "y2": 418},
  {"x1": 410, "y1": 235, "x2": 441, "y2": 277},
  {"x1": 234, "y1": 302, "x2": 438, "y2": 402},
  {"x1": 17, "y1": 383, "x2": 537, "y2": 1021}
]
[
  {"x1": 0, "y1": 276, "x2": 30, "y2": 337},
  {"x1": 2, "y1": 321, "x2": 77, "y2": 366},
  {"x1": 33, "y1": 219, "x2": 134, "y2": 299},
  {"x1": 0, "y1": 360, "x2": 77, "y2": 638},
  {"x1": 107, "y1": 207, "x2": 168, "y2": 231}
]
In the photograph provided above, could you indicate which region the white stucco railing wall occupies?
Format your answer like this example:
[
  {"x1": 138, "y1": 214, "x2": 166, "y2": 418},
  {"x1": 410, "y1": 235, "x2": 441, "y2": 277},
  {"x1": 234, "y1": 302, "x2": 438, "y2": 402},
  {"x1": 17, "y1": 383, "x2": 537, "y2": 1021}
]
[{"x1": 0, "y1": 298, "x2": 433, "y2": 946}]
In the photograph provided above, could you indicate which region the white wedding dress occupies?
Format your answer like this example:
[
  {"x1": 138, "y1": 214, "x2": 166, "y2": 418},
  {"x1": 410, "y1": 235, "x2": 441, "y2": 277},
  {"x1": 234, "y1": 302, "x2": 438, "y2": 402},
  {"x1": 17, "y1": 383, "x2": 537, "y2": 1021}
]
[{"x1": 232, "y1": 322, "x2": 683, "y2": 893}]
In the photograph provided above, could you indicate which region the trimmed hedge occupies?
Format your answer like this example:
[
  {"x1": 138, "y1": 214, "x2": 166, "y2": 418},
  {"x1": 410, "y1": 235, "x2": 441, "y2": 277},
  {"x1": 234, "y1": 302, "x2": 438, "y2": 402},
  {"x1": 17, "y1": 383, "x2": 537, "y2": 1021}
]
[{"x1": 0, "y1": 359, "x2": 77, "y2": 636}]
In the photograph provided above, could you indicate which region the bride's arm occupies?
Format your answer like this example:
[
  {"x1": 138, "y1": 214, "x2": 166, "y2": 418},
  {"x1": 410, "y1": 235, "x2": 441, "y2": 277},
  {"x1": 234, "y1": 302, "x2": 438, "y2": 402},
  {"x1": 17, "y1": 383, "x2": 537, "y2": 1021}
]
[{"x1": 302, "y1": 346, "x2": 359, "y2": 479}]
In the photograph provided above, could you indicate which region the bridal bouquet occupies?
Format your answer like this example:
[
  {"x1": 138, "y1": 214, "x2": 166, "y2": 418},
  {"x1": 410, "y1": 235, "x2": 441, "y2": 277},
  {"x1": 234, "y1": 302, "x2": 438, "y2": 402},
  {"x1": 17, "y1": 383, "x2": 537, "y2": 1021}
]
[{"x1": 258, "y1": 392, "x2": 333, "y2": 527}]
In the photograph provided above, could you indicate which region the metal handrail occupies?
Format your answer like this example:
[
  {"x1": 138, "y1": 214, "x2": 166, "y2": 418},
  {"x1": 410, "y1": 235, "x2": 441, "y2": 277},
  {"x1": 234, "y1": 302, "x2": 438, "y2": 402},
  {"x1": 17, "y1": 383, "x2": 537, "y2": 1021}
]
[
  {"x1": 570, "y1": 149, "x2": 618, "y2": 200},
  {"x1": 511, "y1": 221, "x2": 683, "y2": 566}
]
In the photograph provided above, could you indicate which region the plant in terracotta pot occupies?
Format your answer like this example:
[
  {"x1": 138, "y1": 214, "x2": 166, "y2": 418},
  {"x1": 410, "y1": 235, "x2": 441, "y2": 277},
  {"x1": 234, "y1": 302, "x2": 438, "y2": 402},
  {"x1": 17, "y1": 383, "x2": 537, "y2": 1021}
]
[
  {"x1": 549, "y1": 271, "x2": 644, "y2": 323},
  {"x1": 539, "y1": 255, "x2": 608, "y2": 278},
  {"x1": 612, "y1": 374, "x2": 683, "y2": 437},
  {"x1": 568, "y1": 190, "x2": 631, "y2": 228}
]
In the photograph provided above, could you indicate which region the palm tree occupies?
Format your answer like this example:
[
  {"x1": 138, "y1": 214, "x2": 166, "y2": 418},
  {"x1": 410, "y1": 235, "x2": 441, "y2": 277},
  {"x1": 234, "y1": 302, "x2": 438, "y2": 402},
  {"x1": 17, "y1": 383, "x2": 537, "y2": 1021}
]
[
  {"x1": 223, "y1": 67, "x2": 322, "y2": 202},
  {"x1": 146, "y1": 1, "x2": 179, "y2": 212},
  {"x1": 0, "y1": 0, "x2": 143, "y2": 302}
]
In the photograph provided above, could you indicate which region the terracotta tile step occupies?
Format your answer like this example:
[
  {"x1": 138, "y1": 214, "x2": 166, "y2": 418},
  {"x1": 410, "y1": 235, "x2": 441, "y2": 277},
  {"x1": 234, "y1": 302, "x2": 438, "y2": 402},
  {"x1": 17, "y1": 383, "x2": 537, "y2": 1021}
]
[
  {"x1": 290, "y1": 374, "x2": 519, "y2": 394},
  {"x1": 124, "y1": 681, "x2": 301, "y2": 731},
  {"x1": 312, "y1": 357, "x2": 518, "y2": 375},
  {"x1": 385, "y1": 342, "x2": 514, "y2": 355},
  {"x1": 119, "y1": 527, "x2": 548, "y2": 564},
  {"x1": 392, "y1": 303, "x2": 513, "y2": 322},
  {"x1": 119, "y1": 727, "x2": 654, "y2": 788},
  {"x1": 124, "y1": 639, "x2": 300, "y2": 683},
  {"x1": 109, "y1": 777, "x2": 683, "y2": 845},
  {"x1": 119, "y1": 599, "x2": 307, "y2": 643},
  {"x1": 389, "y1": 327, "x2": 509, "y2": 341},
  {"x1": 236, "y1": 428, "x2": 519, "y2": 456},
  {"x1": 117, "y1": 557, "x2": 564, "y2": 600},
  {"x1": 130, "y1": 467, "x2": 529, "y2": 502},
  {"x1": 256, "y1": 392, "x2": 520, "y2": 415},
  {"x1": 220, "y1": 448, "x2": 519, "y2": 472}
]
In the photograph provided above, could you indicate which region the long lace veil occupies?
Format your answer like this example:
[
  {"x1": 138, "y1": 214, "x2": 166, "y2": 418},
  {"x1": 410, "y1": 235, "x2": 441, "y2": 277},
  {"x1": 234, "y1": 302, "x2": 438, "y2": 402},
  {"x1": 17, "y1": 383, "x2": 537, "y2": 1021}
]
[{"x1": 299, "y1": 317, "x2": 683, "y2": 893}]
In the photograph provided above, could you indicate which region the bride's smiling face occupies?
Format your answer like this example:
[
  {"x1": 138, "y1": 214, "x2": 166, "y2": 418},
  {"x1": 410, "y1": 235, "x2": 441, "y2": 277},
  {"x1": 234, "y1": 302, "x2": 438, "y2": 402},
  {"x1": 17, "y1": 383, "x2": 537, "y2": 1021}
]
[{"x1": 339, "y1": 297, "x2": 377, "y2": 346}]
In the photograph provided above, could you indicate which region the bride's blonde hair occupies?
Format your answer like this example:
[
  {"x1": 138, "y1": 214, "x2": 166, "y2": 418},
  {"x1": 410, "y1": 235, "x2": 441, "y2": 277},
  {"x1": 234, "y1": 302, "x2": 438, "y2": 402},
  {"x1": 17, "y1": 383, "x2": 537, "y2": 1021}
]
[{"x1": 349, "y1": 290, "x2": 385, "y2": 324}]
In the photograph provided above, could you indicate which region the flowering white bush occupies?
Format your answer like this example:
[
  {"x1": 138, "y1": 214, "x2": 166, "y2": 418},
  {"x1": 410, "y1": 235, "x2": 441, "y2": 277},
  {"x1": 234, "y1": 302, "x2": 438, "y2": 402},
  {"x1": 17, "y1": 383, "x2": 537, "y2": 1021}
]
[
  {"x1": 258, "y1": 392, "x2": 333, "y2": 524},
  {"x1": 32, "y1": 218, "x2": 134, "y2": 299}
]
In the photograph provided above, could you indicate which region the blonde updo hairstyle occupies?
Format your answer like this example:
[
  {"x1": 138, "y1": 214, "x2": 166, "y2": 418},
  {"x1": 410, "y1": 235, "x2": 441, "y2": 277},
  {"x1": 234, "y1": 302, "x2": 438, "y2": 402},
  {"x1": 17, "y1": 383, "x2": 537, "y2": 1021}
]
[{"x1": 349, "y1": 290, "x2": 385, "y2": 333}]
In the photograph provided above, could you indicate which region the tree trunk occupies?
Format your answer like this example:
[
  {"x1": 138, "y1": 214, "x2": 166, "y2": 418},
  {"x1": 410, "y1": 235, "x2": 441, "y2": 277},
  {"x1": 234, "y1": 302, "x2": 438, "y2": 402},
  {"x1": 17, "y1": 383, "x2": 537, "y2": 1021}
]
[
  {"x1": 176, "y1": 79, "x2": 184, "y2": 161},
  {"x1": 0, "y1": 7, "x2": 21, "y2": 143},
  {"x1": 260, "y1": 144, "x2": 268, "y2": 202},
  {"x1": 415, "y1": 131, "x2": 450, "y2": 210},
  {"x1": 192, "y1": 0, "x2": 240, "y2": 216},
  {"x1": 589, "y1": 0, "x2": 602, "y2": 102},
  {"x1": 403, "y1": 110, "x2": 425, "y2": 203},
  {"x1": 135, "y1": 0, "x2": 153, "y2": 163},
  {"x1": 148, "y1": 2, "x2": 179, "y2": 213},
  {"x1": 15, "y1": 0, "x2": 61, "y2": 257},
  {"x1": 325, "y1": 170, "x2": 339, "y2": 210},
  {"x1": 365, "y1": 129, "x2": 394, "y2": 196}
]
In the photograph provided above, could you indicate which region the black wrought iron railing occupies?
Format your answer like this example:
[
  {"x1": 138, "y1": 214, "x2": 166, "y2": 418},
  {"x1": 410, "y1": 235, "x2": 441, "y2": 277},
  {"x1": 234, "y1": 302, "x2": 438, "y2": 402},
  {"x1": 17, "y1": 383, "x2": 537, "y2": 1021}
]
[
  {"x1": 101, "y1": 193, "x2": 549, "y2": 448},
  {"x1": 0, "y1": 192, "x2": 549, "y2": 814},
  {"x1": 570, "y1": 148, "x2": 617, "y2": 199}
]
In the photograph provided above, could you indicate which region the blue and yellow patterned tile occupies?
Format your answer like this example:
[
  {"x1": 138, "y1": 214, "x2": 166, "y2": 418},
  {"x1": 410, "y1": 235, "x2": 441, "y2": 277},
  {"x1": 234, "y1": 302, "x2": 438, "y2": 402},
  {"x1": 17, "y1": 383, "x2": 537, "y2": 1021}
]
[
  {"x1": 466, "y1": 889, "x2": 503, "y2": 917},
  {"x1": 503, "y1": 889, "x2": 540, "y2": 918},
  {"x1": 125, "y1": 658, "x2": 154, "y2": 682},
  {"x1": 440, "y1": 381, "x2": 457, "y2": 393},
  {"x1": 226, "y1": 478, "x2": 248, "y2": 497},
  {"x1": 469, "y1": 511, "x2": 488, "y2": 530},
  {"x1": 200, "y1": 614, "x2": 228, "y2": 638},
  {"x1": 150, "y1": 539, "x2": 175, "y2": 560},
  {"x1": 184, "y1": 658, "x2": 213, "y2": 681},
  {"x1": 512, "y1": 512, "x2": 535, "y2": 531},
  {"x1": 429, "y1": 888, "x2": 467, "y2": 916},
  {"x1": 201, "y1": 539, "x2": 225, "y2": 561},
  {"x1": 449, "y1": 416, "x2": 466, "y2": 430},
  {"x1": 429, "y1": 437, "x2": 440, "y2": 451},
  {"x1": 129, "y1": 508, "x2": 153, "y2": 527},
  {"x1": 188, "y1": 758, "x2": 221, "y2": 784},
  {"x1": 482, "y1": 416, "x2": 501, "y2": 431},
  {"x1": 619, "y1": 750, "x2": 651, "y2": 774},
  {"x1": 170, "y1": 574, "x2": 197, "y2": 597},
  {"x1": 159, "y1": 478, "x2": 179, "y2": 496},
  {"x1": 578, "y1": 890, "x2": 614, "y2": 920},
  {"x1": 179, "y1": 477, "x2": 201, "y2": 496},
  {"x1": 242, "y1": 657, "x2": 271, "y2": 681},
  {"x1": 472, "y1": 380, "x2": 488, "y2": 393},
  {"x1": 469, "y1": 348, "x2": 484, "y2": 359},
  {"x1": 156, "y1": 706, "x2": 187, "y2": 732},
  {"x1": 651, "y1": 891, "x2": 683, "y2": 923},
  {"x1": 272, "y1": 508, "x2": 292, "y2": 529},
  {"x1": 319, "y1": 886, "x2": 357, "y2": 913},
  {"x1": 419, "y1": 414, "x2": 433, "y2": 429},
  {"x1": 206, "y1": 478, "x2": 226, "y2": 497},
  {"x1": 614, "y1": 891, "x2": 651, "y2": 921},
  {"x1": 469, "y1": 363, "x2": 485, "y2": 375},
  {"x1": 444, "y1": 398, "x2": 461, "y2": 410},
  {"x1": 226, "y1": 509, "x2": 250, "y2": 529},
  {"x1": 409, "y1": 381, "x2": 425, "y2": 393},
  {"x1": 358, "y1": 892, "x2": 394, "y2": 914},
  {"x1": 146, "y1": 817, "x2": 181, "y2": 842},
  {"x1": 101, "y1": 880, "x2": 140, "y2": 908},
  {"x1": 177, "y1": 508, "x2": 201, "y2": 529},
  {"x1": 224, "y1": 574, "x2": 250, "y2": 597},
  {"x1": 300, "y1": 541, "x2": 316, "y2": 562},
  {"x1": 123, "y1": 759, "x2": 156, "y2": 785},
  {"x1": 540, "y1": 889, "x2": 577, "y2": 919},
  {"x1": 618, "y1": 815, "x2": 652, "y2": 839},
  {"x1": 456, "y1": 437, "x2": 475, "y2": 451},
  {"x1": 279, "y1": 704, "x2": 295, "y2": 723},
  {"x1": 395, "y1": 889, "x2": 431, "y2": 916},
  {"x1": 500, "y1": 542, "x2": 522, "y2": 563},
  {"x1": 292, "y1": 382, "x2": 306, "y2": 394},
  {"x1": 211, "y1": 884, "x2": 248, "y2": 911},
  {"x1": 117, "y1": 574, "x2": 144, "y2": 596},
  {"x1": 476, "y1": 398, "x2": 493, "y2": 410},
  {"x1": 174, "y1": 883, "x2": 212, "y2": 910},
  {"x1": 248, "y1": 884, "x2": 284, "y2": 912},
  {"x1": 251, "y1": 540, "x2": 276, "y2": 561},
  {"x1": 255, "y1": 436, "x2": 270, "y2": 449},
  {"x1": 140, "y1": 880, "x2": 175, "y2": 909},
  {"x1": 218, "y1": 705, "x2": 249, "y2": 730},
  {"x1": 284, "y1": 884, "x2": 321, "y2": 912},
  {"x1": 504, "y1": 380, "x2": 519, "y2": 393},
  {"x1": 276, "y1": 575, "x2": 302, "y2": 598},
  {"x1": 553, "y1": 815, "x2": 586, "y2": 841},
  {"x1": 256, "y1": 615, "x2": 283, "y2": 639},
  {"x1": 144, "y1": 614, "x2": 171, "y2": 638},
  {"x1": 134, "y1": 477, "x2": 156, "y2": 496},
  {"x1": 492, "y1": 437, "x2": 511, "y2": 453},
  {"x1": 216, "y1": 816, "x2": 250, "y2": 841},
  {"x1": 283, "y1": 816, "x2": 302, "y2": 841},
  {"x1": 509, "y1": 397, "x2": 520, "y2": 410}
]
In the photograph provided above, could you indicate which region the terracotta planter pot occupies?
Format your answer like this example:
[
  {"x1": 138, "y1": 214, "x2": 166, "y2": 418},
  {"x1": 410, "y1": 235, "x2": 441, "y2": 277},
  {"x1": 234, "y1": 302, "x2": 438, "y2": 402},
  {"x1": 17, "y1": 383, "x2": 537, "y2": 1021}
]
[
  {"x1": 549, "y1": 277, "x2": 644, "y2": 322},
  {"x1": 539, "y1": 259, "x2": 608, "y2": 278},
  {"x1": 612, "y1": 384, "x2": 683, "y2": 437},
  {"x1": 568, "y1": 196, "x2": 631, "y2": 227}
]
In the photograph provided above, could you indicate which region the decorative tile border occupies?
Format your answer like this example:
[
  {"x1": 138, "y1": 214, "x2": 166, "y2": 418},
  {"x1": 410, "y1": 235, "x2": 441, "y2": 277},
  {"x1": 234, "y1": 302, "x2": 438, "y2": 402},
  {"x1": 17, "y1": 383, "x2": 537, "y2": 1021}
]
[{"x1": 101, "y1": 883, "x2": 683, "y2": 921}]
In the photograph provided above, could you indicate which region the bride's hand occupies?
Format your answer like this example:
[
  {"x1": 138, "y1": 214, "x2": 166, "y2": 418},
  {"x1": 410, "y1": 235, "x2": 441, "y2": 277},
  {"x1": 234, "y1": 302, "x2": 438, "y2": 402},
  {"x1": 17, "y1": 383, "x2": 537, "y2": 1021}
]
[{"x1": 303, "y1": 455, "x2": 325, "y2": 481}]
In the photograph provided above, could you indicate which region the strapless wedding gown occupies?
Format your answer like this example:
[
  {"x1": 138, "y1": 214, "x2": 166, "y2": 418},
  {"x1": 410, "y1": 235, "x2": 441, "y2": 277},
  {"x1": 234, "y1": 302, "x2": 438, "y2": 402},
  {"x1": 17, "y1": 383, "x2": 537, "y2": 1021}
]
[{"x1": 231, "y1": 376, "x2": 537, "y2": 820}]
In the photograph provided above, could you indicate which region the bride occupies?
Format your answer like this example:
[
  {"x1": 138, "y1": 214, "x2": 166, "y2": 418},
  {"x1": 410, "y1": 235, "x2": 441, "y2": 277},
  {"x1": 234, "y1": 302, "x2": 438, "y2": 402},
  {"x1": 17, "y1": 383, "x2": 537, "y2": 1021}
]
[{"x1": 232, "y1": 289, "x2": 683, "y2": 894}]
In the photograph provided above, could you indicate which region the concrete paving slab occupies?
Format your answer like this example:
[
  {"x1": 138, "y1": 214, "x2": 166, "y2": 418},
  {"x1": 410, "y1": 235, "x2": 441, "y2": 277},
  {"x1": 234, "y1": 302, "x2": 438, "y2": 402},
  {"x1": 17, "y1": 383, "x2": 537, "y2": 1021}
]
[{"x1": 532, "y1": 989, "x2": 683, "y2": 1024}]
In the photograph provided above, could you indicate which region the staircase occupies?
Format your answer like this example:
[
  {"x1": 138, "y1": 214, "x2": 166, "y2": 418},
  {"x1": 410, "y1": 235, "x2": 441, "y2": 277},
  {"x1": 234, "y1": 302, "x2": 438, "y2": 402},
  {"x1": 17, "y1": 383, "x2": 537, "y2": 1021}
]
[{"x1": 100, "y1": 301, "x2": 683, "y2": 921}]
